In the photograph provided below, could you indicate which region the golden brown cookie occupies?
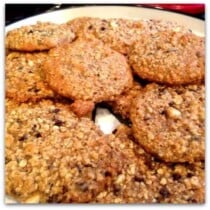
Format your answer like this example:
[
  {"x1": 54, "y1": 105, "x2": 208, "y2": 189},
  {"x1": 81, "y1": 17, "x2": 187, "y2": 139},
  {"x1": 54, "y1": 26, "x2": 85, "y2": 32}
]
[
  {"x1": 6, "y1": 52, "x2": 57, "y2": 103},
  {"x1": 94, "y1": 125, "x2": 205, "y2": 203},
  {"x1": 130, "y1": 83, "x2": 205, "y2": 163},
  {"x1": 6, "y1": 22, "x2": 75, "y2": 51},
  {"x1": 43, "y1": 38, "x2": 133, "y2": 107},
  {"x1": 128, "y1": 31, "x2": 205, "y2": 85},
  {"x1": 5, "y1": 101, "x2": 128, "y2": 203}
]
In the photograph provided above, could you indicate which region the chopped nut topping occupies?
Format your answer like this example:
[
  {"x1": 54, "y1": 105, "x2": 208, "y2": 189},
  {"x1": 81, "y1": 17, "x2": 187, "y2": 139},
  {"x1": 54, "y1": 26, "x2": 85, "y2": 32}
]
[{"x1": 166, "y1": 107, "x2": 181, "y2": 119}]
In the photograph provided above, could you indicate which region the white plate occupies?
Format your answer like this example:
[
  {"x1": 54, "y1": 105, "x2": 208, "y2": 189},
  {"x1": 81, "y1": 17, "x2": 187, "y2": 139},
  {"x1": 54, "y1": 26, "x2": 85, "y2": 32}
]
[{"x1": 5, "y1": 6, "x2": 205, "y2": 204}]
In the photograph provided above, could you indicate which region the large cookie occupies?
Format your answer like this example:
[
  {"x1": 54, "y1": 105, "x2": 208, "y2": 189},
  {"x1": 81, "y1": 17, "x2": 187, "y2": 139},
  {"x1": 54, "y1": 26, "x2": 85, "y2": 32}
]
[
  {"x1": 5, "y1": 101, "x2": 128, "y2": 203},
  {"x1": 128, "y1": 31, "x2": 205, "y2": 85},
  {"x1": 95, "y1": 125, "x2": 205, "y2": 203},
  {"x1": 130, "y1": 83, "x2": 205, "y2": 163},
  {"x1": 6, "y1": 52, "x2": 57, "y2": 103},
  {"x1": 43, "y1": 38, "x2": 133, "y2": 104},
  {"x1": 6, "y1": 22, "x2": 75, "y2": 51}
]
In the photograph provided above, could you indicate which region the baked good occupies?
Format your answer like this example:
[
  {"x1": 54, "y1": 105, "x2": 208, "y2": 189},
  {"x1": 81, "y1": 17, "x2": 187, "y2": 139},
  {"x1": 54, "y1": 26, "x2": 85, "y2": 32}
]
[
  {"x1": 6, "y1": 22, "x2": 75, "y2": 51},
  {"x1": 95, "y1": 125, "x2": 205, "y2": 203},
  {"x1": 128, "y1": 31, "x2": 205, "y2": 85},
  {"x1": 43, "y1": 38, "x2": 133, "y2": 113},
  {"x1": 6, "y1": 52, "x2": 57, "y2": 102},
  {"x1": 130, "y1": 83, "x2": 205, "y2": 163},
  {"x1": 5, "y1": 101, "x2": 127, "y2": 203}
]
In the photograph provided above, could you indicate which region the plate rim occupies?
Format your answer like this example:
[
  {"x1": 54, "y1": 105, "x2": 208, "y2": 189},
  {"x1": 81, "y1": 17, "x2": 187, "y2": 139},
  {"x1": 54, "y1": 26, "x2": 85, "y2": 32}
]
[{"x1": 5, "y1": 5, "x2": 204, "y2": 34}]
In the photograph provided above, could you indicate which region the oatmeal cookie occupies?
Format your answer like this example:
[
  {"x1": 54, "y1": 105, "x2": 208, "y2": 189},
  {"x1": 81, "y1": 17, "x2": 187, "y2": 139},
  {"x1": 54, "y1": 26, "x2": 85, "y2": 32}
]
[
  {"x1": 43, "y1": 38, "x2": 133, "y2": 111},
  {"x1": 6, "y1": 22, "x2": 75, "y2": 51},
  {"x1": 94, "y1": 125, "x2": 155, "y2": 203},
  {"x1": 95, "y1": 125, "x2": 205, "y2": 203},
  {"x1": 130, "y1": 83, "x2": 205, "y2": 163},
  {"x1": 128, "y1": 31, "x2": 205, "y2": 85},
  {"x1": 134, "y1": 145, "x2": 205, "y2": 203},
  {"x1": 6, "y1": 52, "x2": 57, "y2": 103},
  {"x1": 5, "y1": 101, "x2": 127, "y2": 203}
]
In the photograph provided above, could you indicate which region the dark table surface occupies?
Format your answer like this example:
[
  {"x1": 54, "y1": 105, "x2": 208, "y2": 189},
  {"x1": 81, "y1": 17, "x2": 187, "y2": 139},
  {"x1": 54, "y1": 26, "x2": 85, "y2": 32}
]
[{"x1": 5, "y1": 4, "x2": 205, "y2": 26}]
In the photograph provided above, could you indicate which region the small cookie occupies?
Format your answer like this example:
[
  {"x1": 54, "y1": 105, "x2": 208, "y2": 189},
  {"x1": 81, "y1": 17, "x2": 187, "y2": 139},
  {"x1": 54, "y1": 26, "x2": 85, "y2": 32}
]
[
  {"x1": 130, "y1": 83, "x2": 205, "y2": 163},
  {"x1": 43, "y1": 38, "x2": 133, "y2": 104},
  {"x1": 5, "y1": 101, "x2": 127, "y2": 203},
  {"x1": 128, "y1": 31, "x2": 205, "y2": 85},
  {"x1": 107, "y1": 82, "x2": 143, "y2": 119},
  {"x1": 6, "y1": 22, "x2": 75, "y2": 51},
  {"x1": 6, "y1": 52, "x2": 57, "y2": 103}
]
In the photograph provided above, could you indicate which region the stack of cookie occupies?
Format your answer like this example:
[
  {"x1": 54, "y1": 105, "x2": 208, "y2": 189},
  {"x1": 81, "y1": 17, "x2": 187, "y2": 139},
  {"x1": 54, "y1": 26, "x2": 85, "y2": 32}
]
[{"x1": 5, "y1": 17, "x2": 205, "y2": 203}]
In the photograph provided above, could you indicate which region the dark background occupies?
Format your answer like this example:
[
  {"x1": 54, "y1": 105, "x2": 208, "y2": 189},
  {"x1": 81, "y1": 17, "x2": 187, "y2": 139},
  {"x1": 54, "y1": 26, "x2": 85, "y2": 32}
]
[{"x1": 5, "y1": 4, "x2": 205, "y2": 26}]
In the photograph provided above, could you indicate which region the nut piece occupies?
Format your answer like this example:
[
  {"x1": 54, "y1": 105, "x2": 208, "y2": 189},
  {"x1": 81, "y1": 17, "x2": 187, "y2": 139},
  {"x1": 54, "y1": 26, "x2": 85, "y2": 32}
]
[
  {"x1": 166, "y1": 107, "x2": 181, "y2": 119},
  {"x1": 160, "y1": 178, "x2": 167, "y2": 185},
  {"x1": 115, "y1": 174, "x2": 125, "y2": 184},
  {"x1": 19, "y1": 159, "x2": 27, "y2": 168},
  {"x1": 110, "y1": 21, "x2": 118, "y2": 29},
  {"x1": 28, "y1": 60, "x2": 34, "y2": 67}
]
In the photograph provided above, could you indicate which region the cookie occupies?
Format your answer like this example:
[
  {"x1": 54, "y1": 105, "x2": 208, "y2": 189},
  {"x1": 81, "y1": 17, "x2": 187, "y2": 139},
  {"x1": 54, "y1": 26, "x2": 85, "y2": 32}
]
[
  {"x1": 68, "y1": 17, "x2": 191, "y2": 55},
  {"x1": 94, "y1": 125, "x2": 152, "y2": 203},
  {"x1": 107, "y1": 82, "x2": 143, "y2": 119},
  {"x1": 95, "y1": 125, "x2": 205, "y2": 203},
  {"x1": 43, "y1": 38, "x2": 133, "y2": 104},
  {"x1": 128, "y1": 31, "x2": 205, "y2": 85},
  {"x1": 130, "y1": 83, "x2": 205, "y2": 163},
  {"x1": 134, "y1": 145, "x2": 205, "y2": 203},
  {"x1": 6, "y1": 22, "x2": 75, "y2": 51},
  {"x1": 5, "y1": 101, "x2": 128, "y2": 203},
  {"x1": 6, "y1": 52, "x2": 57, "y2": 103}
]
